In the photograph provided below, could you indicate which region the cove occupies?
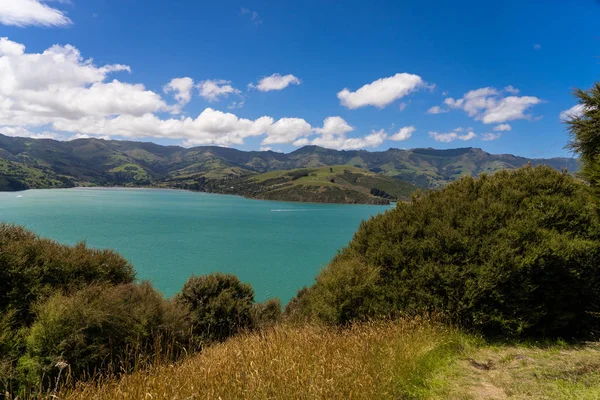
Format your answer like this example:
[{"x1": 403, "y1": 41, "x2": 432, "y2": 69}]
[{"x1": 0, "y1": 188, "x2": 389, "y2": 303}]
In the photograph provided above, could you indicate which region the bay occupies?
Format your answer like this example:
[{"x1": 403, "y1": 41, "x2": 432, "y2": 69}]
[{"x1": 0, "y1": 188, "x2": 389, "y2": 303}]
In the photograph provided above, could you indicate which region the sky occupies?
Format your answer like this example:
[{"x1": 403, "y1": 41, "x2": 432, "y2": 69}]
[{"x1": 0, "y1": 0, "x2": 598, "y2": 158}]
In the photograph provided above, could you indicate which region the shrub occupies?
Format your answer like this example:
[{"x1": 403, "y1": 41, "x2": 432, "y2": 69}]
[
  {"x1": 176, "y1": 273, "x2": 254, "y2": 342},
  {"x1": 19, "y1": 282, "x2": 192, "y2": 391},
  {"x1": 251, "y1": 298, "x2": 282, "y2": 329},
  {"x1": 292, "y1": 166, "x2": 600, "y2": 338},
  {"x1": 0, "y1": 224, "x2": 135, "y2": 324}
]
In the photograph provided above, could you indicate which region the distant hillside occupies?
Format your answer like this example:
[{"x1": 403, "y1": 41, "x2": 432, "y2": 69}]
[
  {"x1": 175, "y1": 165, "x2": 419, "y2": 204},
  {"x1": 0, "y1": 134, "x2": 579, "y2": 202}
]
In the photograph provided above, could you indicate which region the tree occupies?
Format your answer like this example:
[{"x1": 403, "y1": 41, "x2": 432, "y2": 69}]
[
  {"x1": 291, "y1": 166, "x2": 600, "y2": 338},
  {"x1": 177, "y1": 273, "x2": 254, "y2": 342},
  {"x1": 566, "y1": 82, "x2": 600, "y2": 198}
]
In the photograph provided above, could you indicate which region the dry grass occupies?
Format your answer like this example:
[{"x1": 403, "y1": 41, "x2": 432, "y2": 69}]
[
  {"x1": 429, "y1": 341, "x2": 600, "y2": 400},
  {"x1": 62, "y1": 318, "x2": 465, "y2": 400}
]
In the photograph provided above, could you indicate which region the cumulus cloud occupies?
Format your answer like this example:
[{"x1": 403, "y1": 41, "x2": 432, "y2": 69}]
[
  {"x1": 262, "y1": 117, "x2": 312, "y2": 145},
  {"x1": 398, "y1": 102, "x2": 407, "y2": 111},
  {"x1": 504, "y1": 85, "x2": 519, "y2": 94},
  {"x1": 493, "y1": 123, "x2": 512, "y2": 131},
  {"x1": 389, "y1": 126, "x2": 415, "y2": 141},
  {"x1": 337, "y1": 73, "x2": 425, "y2": 109},
  {"x1": 314, "y1": 116, "x2": 353, "y2": 135},
  {"x1": 0, "y1": 38, "x2": 403, "y2": 151},
  {"x1": 250, "y1": 73, "x2": 301, "y2": 92},
  {"x1": 560, "y1": 104, "x2": 585, "y2": 121},
  {"x1": 429, "y1": 129, "x2": 476, "y2": 143},
  {"x1": 197, "y1": 79, "x2": 241, "y2": 102},
  {"x1": 164, "y1": 77, "x2": 194, "y2": 110},
  {"x1": 442, "y1": 87, "x2": 541, "y2": 124},
  {"x1": 312, "y1": 129, "x2": 387, "y2": 150},
  {"x1": 481, "y1": 132, "x2": 501, "y2": 141},
  {"x1": 0, "y1": 0, "x2": 72, "y2": 27},
  {"x1": 426, "y1": 105, "x2": 448, "y2": 114}
]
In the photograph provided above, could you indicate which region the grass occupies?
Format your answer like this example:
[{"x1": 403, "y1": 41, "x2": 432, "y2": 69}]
[
  {"x1": 62, "y1": 318, "x2": 467, "y2": 400},
  {"x1": 428, "y1": 341, "x2": 600, "y2": 400}
]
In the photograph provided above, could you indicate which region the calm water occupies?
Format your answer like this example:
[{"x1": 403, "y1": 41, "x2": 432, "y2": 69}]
[{"x1": 0, "y1": 188, "x2": 389, "y2": 303}]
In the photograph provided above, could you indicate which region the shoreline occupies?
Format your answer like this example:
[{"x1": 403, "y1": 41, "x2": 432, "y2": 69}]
[{"x1": 5, "y1": 185, "x2": 395, "y2": 207}]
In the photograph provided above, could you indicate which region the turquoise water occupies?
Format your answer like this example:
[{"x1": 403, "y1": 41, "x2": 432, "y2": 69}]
[{"x1": 0, "y1": 188, "x2": 389, "y2": 303}]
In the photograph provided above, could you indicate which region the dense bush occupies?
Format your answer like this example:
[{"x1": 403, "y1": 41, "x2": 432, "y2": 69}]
[
  {"x1": 18, "y1": 282, "x2": 192, "y2": 391},
  {"x1": 0, "y1": 224, "x2": 135, "y2": 323},
  {"x1": 291, "y1": 166, "x2": 600, "y2": 338},
  {"x1": 177, "y1": 273, "x2": 255, "y2": 342},
  {"x1": 251, "y1": 298, "x2": 282, "y2": 329}
]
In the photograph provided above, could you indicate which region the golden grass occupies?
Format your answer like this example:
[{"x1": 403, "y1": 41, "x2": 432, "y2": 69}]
[{"x1": 62, "y1": 318, "x2": 465, "y2": 400}]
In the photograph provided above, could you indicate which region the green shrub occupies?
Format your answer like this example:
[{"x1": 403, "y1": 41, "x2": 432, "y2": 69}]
[
  {"x1": 19, "y1": 282, "x2": 192, "y2": 391},
  {"x1": 0, "y1": 224, "x2": 135, "y2": 324},
  {"x1": 176, "y1": 273, "x2": 254, "y2": 342},
  {"x1": 251, "y1": 298, "x2": 282, "y2": 329},
  {"x1": 293, "y1": 166, "x2": 600, "y2": 338}
]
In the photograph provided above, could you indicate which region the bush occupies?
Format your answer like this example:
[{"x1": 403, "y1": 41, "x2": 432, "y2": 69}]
[
  {"x1": 176, "y1": 273, "x2": 254, "y2": 342},
  {"x1": 19, "y1": 282, "x2": 192, "y2": 391},
  {"x1": 251, "y1": 298, "x2": 282, "y2": 329},
  {"x1": 292, "y1": 166, "x2": 600, "y2": 338},
  {"x1": 0, "y1": 224, "x2": 135, "y2": 324}
]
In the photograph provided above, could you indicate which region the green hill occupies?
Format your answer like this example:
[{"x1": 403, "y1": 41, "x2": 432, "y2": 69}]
[{"x1": 0, "y1": 134, "x2": 579, "y2": 203}]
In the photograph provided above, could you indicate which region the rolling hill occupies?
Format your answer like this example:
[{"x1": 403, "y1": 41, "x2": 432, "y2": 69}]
[{"x1": 0, "y1": 134, "x2": 579, "y2": 203}]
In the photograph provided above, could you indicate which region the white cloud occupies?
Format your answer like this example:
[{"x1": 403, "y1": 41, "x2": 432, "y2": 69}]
[
  {"x1": 164, "y1": 77, "x2": 194, "y2": 110},
  {"x1": 398, "y1": 102, "x2": 407, "y2": 111},
  {"x1": 533, "y1": 44, "x2": 541, "y2": 50},
  {"x1": 426, "y1": 105, "x2": 448, "y2": 114},
  {"x1": 493, "y1": 123, "x2": 512, "y2": 131},
  {"x1": 250, "y1": 73, "x2": 301, "y2": 92},
  {"x1": 262, "y1": 117, "x2": 312, "y2": 145},
  {"x1": 0, "y1": 37, "x2": 25, "y2": 56},
  {"x1": 197, "y1": 79, "x2": 241, "y2": 102},
  {"x1": 389, "y1": 126, "x2": 415, "y2": 141},
  {"x1": 337, "y1": 73, "x2": 425, "y2": 109},
  {"x1": 0, "y1": 0, "x2": 72, "y2": 27},
  {"x1": 429, "y1": 129, "x2": 477, "y2": 143},
  {"x1": 312, "y1": 129, "x2": 387, "y2": 150},
  {"x1": 292, "y1": 138, "x2": 310, "y2": 147},
  {"x1": 560, "y1": 104, "x2": 585, "y2": 121},
  {"x1": 259, "y1": 146, "x2": 272, "y2": 151},
  {"x1": 504, "y1": 85, "x2": 519, "y2": 94},
  {"x1": 68, "y1": 133, "x2": 111, "y2": 141},
  {"x1": 54, "y1": 108, "x2": 275, "y2": 147},
  {"x1": 481, "y1": 132, "x2": 501, "y2": 141},
  {"x1": 0, "y1": 126, "x2": 60, "y2": 139},
  {"x1": 314, "y1": 116, "x2": 353, "y2": 135},
  {"x1": 443, "y1": 87, "x2": 541, "y2": 124}
]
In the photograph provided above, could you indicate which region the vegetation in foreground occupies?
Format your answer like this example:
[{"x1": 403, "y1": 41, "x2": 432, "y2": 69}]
[
  {"x1": 64, "y1": 319, "x2": 468, "y2": 400},
  {"x1": 289, "y1": 165, "x2": 600, "y2": 338}
]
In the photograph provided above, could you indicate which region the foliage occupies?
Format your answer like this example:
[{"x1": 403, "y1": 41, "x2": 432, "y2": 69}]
[
  {"x1": 176, "y1": 273, "x2": 255, "y2": 343},
  {"x1": 0, "y1": 223, "x2": 135, "y2": 324},
  {"x1": 292, "y1": 166, "x2": 600, "y2": 338},
  {"x1": 250, "y1": 298, "x2": 282, "y2": 329},
  {"x1": 18, "y1": 282, "x2": 192, "y2": 392},
  {"x1": 567, "y1": 82, "x2": 600, "y2": 199}
]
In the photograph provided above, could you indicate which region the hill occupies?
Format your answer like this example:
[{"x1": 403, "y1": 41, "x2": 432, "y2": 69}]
[
  {"x1": 166, "y1": 165, "x2": 418, "y2": 204},
  {"x1": 0, "y1": 134, "x2": 579, "y2": 202}
]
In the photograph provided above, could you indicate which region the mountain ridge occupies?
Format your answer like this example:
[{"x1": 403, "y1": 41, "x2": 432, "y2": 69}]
[{"x1": 0, "y1": 134, "x2": 579, "y2": 202}]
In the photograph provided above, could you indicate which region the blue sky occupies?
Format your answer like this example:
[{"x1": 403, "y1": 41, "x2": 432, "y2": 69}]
[{"x1": 0, "y1": 0, "x2": 598, "y2": 158}]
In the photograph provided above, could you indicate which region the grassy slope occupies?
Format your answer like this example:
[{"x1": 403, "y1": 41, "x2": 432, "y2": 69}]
[
  {"x1": 64, "y1": 319, "x2": 467, "y2": 399},
  {"x1": 248, "y1": 165, "x2": 418, "y2": 204},
  {"x1": 63, "y1": 320, "x2": 600, "y2": 400}
]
